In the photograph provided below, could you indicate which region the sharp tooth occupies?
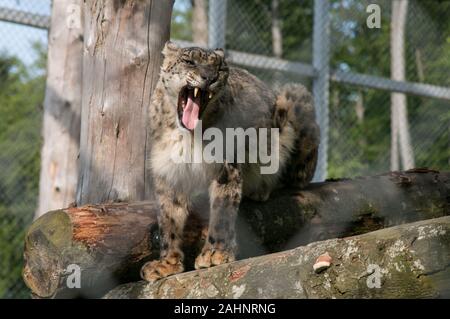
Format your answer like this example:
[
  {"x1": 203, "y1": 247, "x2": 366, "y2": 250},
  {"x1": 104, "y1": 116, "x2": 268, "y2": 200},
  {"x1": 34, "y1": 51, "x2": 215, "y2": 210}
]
[
  {"x1": 194, "y1": 87, "x2": 199, "y2": 98},
  {"x1": 209, "y1": 92, "x2": 213, "y2": 99}
]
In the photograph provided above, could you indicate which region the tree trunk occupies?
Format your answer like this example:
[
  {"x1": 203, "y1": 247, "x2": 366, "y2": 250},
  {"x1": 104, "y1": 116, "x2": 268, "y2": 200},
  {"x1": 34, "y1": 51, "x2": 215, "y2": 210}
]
[
  {"x1": 270, "y1": 0, "x2": 283, "y2": 87},
  {"x1": 355, "y1": 91, "x2": 364, "y2": 123},
  {"x1": 76, "y1": 0, "x2": 174, "y2": 205},
  {"x1": 36, "y1": 0, "x2": 83, "y2": 218},
  {"x1": 191, "y1": 0, "x2": 208, "y2": 46},
  {"x1": 271, "y1": 0, "x2": 282, "y2": 58},
  {"x1": 105, "y1": 216, "x2": 450, "y2": 299},
  {"x1": 22, "y1": 169, "x2": 450, "y2": 298},
  {"x1": 415, "y1": 48, "x2": 425, "y2": 82},
  {"x1": 390, "y1": 94, "x2": 400, "y2": 171},
  {"x1": 391, "y1": 0, "x2": 414, "y2": 170}
]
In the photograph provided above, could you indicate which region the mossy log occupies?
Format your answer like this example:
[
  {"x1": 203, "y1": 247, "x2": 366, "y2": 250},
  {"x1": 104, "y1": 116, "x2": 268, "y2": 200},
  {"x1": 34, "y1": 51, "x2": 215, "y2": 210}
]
[
  {"x1": 23, "y1": 169, "x2": 450, "y2": 298},
  {"x1": 105, "y1": 216, "x2": 450, "y2": 299}
]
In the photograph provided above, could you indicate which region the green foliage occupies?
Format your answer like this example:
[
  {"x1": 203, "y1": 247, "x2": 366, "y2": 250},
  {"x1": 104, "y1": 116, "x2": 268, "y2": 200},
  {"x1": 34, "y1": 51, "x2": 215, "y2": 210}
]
[
  {"x1": 171, "y1": 0, "x2": 194, "y2": 42},
  {"x1": 226, "y1": 0, "x2": 313, "y2": 61},
  {"x1": 0, "y1": 47, "x2": 45, "y2": 298},
  {"x1": 327, "y1": 0, "x2": 450, "y2": 178},
  {"x1": 170, "y1": 0, "x2": 449, "y2": 178}
]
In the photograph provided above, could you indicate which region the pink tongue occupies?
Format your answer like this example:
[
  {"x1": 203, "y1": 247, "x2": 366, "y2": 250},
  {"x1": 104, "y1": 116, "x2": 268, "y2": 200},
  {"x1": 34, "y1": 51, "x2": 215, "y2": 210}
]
[{"x1": 182, "y1": 96, "x2": 200, "y2": 130}]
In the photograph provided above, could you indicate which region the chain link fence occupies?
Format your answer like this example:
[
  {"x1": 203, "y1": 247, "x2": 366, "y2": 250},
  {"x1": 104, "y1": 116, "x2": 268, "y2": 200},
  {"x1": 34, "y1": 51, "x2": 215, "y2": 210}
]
[
  {"x1": 327, "y1": 0, "x2": 450, "y2": 177},
  {"x1": 175, "y1": 0, "x2": 450, "y2": 178},
  {"x1": 0, "y1": 0, "x2": 50, "y2": 299},
  {"x1": 1, "y1": 0, "x2": 449, "y2": 298}
]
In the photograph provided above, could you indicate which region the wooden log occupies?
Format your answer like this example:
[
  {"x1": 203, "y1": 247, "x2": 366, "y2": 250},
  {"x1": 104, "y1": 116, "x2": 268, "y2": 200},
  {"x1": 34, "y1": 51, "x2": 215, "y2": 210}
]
[
  {"x1": 105, "y1": 216, "x2": 450, "y2": 299},
  {"x1": 23, "y1": 169, "x2": 450, "y2": 298},
  {"x1": 36, "y1": 0, "x2": 83, "y2": 218}
]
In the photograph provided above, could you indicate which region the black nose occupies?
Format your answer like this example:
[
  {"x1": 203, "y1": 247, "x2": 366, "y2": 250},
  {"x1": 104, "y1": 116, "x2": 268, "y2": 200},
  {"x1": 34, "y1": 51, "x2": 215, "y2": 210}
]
[
  {"x1": 201, "y1": 73, "x2": 218, "y2": 85},
  {"x1": 199, "y1": 66, "x2": 218, "y2": 85},
  {"x1": 201, "y1": 74, "x2": 212, "y2": 82}
]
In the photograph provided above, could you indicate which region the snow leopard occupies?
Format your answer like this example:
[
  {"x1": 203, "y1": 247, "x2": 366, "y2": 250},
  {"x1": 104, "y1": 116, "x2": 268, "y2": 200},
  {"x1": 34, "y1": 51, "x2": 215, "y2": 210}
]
[{"x1": 140, "y1": 41, "x2": 320, "y2": 282}]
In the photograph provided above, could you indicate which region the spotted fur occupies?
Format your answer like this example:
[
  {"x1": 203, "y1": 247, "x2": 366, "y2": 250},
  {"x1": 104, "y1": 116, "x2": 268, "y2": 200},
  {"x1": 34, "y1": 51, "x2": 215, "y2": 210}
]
[{"x1": 141, "y1": 42, "x2": 320, "y2": 282}]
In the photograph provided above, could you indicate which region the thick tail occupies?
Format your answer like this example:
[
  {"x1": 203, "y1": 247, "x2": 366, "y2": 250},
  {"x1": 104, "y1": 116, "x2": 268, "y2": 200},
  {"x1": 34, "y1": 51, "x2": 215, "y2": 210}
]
[{"x1": 274, "y1": 84, "x2": 320, "y2": 188}]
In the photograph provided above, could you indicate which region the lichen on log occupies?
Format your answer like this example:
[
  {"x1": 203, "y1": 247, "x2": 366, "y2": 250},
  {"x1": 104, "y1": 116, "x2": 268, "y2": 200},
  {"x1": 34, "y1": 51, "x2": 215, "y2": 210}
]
[{"x1": 104, "y1": 216, "x2": 450, "y2": 299}]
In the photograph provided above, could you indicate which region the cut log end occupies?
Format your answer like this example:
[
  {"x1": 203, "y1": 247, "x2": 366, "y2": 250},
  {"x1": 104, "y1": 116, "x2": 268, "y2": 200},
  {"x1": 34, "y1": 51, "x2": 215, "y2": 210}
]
[{"x1": 23, "y1": 210, "x2": 70, "y2": 297}]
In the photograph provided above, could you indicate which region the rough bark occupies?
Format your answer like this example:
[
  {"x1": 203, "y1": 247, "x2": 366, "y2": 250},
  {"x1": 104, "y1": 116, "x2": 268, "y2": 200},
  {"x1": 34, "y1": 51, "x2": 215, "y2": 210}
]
[
  {"x1": 36, "y1": 0, "x2": 83, "y2": 218},
  {"x1": 22, "y1": 169, "x2": 450, "y2": 298},
  {"x1": 76, "y1": 0, "x2": 174, "y2": 205},
  {"x1": 105, "y1": 216, "x2": 450, "y2": 299},
  {"x1": 191, "y1": 0, "x2": 208, "y2": 46},
  {"x1": 391, "y1": 0, "x2": 414, "y2": 170}
]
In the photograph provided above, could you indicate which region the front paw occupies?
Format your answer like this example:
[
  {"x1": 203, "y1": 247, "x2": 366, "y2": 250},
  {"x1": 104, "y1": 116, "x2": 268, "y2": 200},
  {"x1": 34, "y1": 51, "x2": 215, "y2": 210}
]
[
  {"x1": 195, "y1": 247, "x2": 235, "y2": 269},
  {"x1": 140, "y1": 259, "x2": 184, "y2": 282}
]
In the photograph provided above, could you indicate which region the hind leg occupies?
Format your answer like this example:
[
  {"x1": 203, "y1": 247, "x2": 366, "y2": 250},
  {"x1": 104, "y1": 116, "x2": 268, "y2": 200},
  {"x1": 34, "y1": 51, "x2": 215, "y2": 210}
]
[
  {"x1": 246, "y1": 180, "x2": 272, "y2": 201},
  {"x1": 294, "y1": 137, "x2": 319, "y2": 188},
  {"x1": 274, "y1": 83, "x2": 320, "y2": 188}
]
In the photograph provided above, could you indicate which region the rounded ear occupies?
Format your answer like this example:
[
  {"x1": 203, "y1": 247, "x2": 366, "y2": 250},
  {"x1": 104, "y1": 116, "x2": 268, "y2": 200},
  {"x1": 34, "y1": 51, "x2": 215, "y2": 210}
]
[
  {"x1": 214, "y1": 48, "x2": 225, "y2": 59},
  {"x1": 162, "y1": 41, "x2": 180, "y2": 56}
]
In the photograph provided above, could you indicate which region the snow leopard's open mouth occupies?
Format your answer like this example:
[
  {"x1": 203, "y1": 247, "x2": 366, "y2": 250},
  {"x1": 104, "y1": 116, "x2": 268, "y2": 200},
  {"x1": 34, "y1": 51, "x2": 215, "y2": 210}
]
[{"x1": 177, "y1": 86, "x2": 213, "y2": 131}]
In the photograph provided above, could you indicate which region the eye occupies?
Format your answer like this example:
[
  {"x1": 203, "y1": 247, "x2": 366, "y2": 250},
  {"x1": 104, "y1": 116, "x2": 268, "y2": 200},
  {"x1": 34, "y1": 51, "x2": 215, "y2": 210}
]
[{"x1": 183, "y1": 59, "x2": 195, "y2": 66}]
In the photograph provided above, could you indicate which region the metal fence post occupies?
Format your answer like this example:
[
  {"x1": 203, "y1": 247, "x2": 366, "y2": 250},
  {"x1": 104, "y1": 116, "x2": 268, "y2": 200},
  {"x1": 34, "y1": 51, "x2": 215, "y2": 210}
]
[
  {"x1": 312, "y1": 0, "x2": 331, "y2": 182},
  {"x1": 208, "y1": 0, "x2": 227, "y2": 49}
]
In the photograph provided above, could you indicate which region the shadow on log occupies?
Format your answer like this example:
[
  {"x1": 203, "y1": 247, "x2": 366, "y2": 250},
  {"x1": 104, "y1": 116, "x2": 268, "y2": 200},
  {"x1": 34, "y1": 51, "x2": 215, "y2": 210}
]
[
  {"x1": 22, "y1": 169, "x2": 450, "y2": 298},
  {"x1": 105, "y1": 216, "x2": 450, "y2": 299}
]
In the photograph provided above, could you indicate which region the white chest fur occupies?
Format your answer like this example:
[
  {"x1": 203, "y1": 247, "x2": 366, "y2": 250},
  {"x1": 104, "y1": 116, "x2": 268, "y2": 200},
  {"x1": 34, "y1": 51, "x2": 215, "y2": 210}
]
[{"x1": 150, "y1": 129, "x2": 217, "y2": 194}]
